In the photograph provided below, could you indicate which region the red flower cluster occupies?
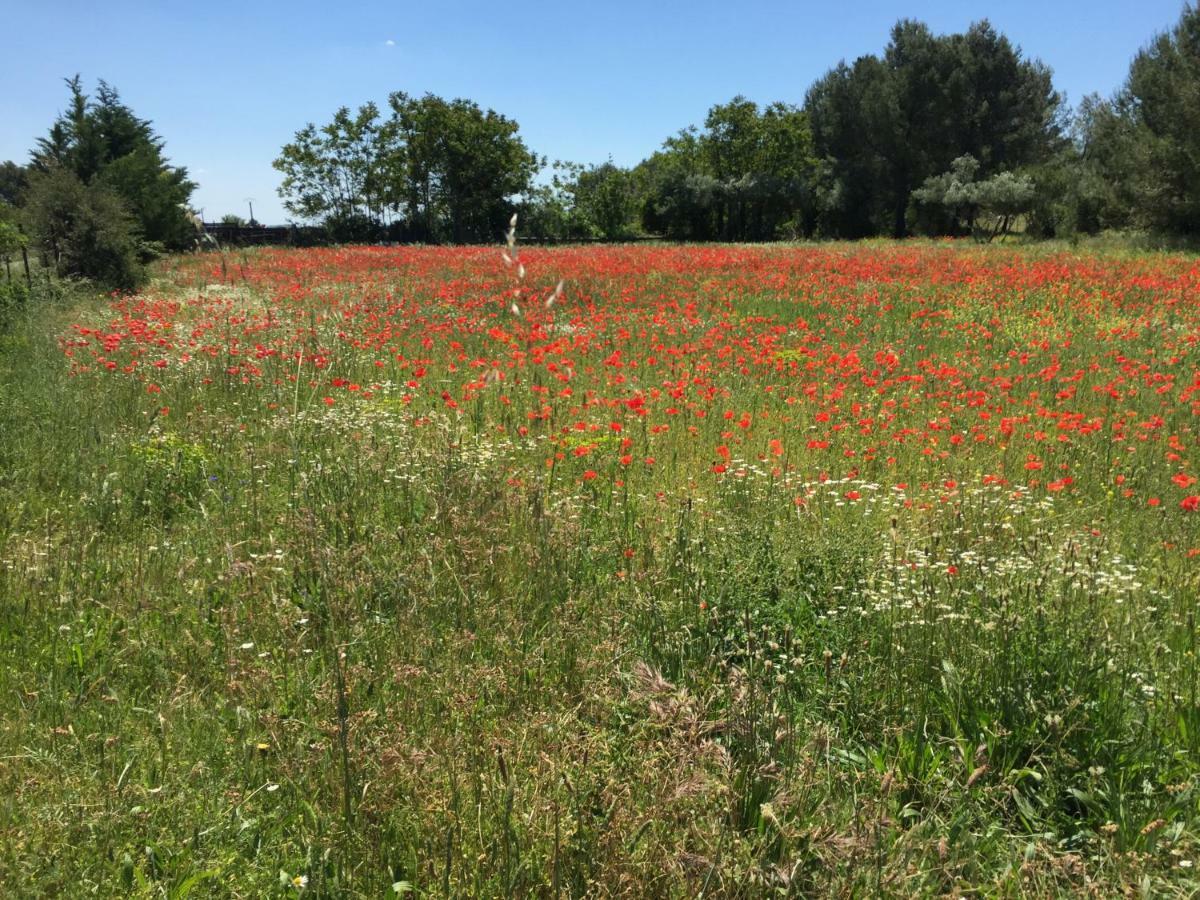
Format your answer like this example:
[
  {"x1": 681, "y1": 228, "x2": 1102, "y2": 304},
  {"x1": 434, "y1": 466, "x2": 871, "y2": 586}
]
[{"x1": 60, "y1": 243, "x2": 1199, "y2": 521}]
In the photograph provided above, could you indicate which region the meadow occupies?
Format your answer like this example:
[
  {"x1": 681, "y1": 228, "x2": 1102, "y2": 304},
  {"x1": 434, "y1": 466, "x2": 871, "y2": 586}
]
[{"x1": 1, "y1": 240, "x2": 1198, "y2": 896}]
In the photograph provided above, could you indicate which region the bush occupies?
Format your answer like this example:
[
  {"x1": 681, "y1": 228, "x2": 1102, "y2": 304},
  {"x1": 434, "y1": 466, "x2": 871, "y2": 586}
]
[
  {"x1": 0, "y1": 278, "x2": 30, "y2": 323},
  {"x1": 23, "y1": 167, "x2": 144, "y2": 291}
]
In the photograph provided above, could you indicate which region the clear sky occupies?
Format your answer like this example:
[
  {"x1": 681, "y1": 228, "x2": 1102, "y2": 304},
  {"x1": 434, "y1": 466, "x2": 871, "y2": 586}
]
[{"x1": 0, "y1": 0, "x2": 1187, "y2": 224}]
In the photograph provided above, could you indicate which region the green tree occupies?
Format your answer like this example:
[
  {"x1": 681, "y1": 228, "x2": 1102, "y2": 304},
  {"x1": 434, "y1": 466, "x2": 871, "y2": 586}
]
[
  {"x1": 0, "y1": 211, "x2": 29, "y2": 307},
  {"x1": 0, "y1": 162, "x2": 29, "y2": 207},
  {"x1": 0, "y1": 212, "x2": 27, "y2": 285},
  {"x1": 634, "y1": 97, "x2": 816, "y2": 241},
  {"x1": 1055, "y1": 94, "x2": 1143, "y2": 235},
  {"x1": 1082, "y1": 3, "x2": 1200, "y2": 234},
  {"x1": 912, "y1": 154, "x2": 1035, "y2": 241},
  {"x1": 275, "y1": 94, "x2": 538, "y2": 243},
  {"x1": 274, "y1": 103, "x2": 390, "y2": 241},
  {"x1": 515, "y1": 161, "x2": 589, "y2": 241},
  {"x1": 807, "y1": 20, "x2": 1062, "y2": 237},
  {"x1": 636, "y1": 129, "x2": 719, "y2": 240},
  {"x1": 23, "y1": 166, "x2": 143, "y2": 290},
  {"x1": 31, "y1": 77, "x2": 196, "y2": 250},
  {"x1": 573, "y1": 161, "x2": 637, "y2": 239},
  {"x1": 385, "y1": 92, "x2": 539, "y2": 243}
]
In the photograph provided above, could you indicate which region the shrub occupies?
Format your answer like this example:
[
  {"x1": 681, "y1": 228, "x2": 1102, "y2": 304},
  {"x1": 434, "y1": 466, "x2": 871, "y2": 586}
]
[{"x1": 22, "y1": 166, "x2": 144, "y2": 291}]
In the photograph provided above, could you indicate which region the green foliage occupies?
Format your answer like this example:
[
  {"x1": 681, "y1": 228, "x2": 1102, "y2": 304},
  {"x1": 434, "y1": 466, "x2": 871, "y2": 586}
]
[
  {"x1": 0, "y1": 217, "x2": 25, "y2": 256},
  {"x1": 273, "y1": 103, "x2": 389, "y2": 239},
  {"x1": 515, "y1": 171, "x2": 578, "y2": 241},
  {"x1": 128, "y1": 431, "x2": 211, "y2": 518},
  {"x1": 807, "y1": 20, "x2": 1063, "y2": 237},
  {"x1": 0, "y1": 214, "x2": 28, "y2": 315},
  {"x1": 0, "y1": 279, "x2": 30, "y2": 314},
  {"x1": 1020, "y1": 149, "x2": 1105, "y2": 239},
  {"x1": 30, "y1": 77, "x2": 196, "y2": 251},
  {"x1": 635, "y1": 96, "x2": 817, "y2": 240},
  {"x1": 262, "y1": 12, "x2": 1200, "y2": 244},
  {"x1": 274, "y1": 94, "x2": 539, "y2": 243},
  {"x1": 22, "y1": 167, "x2": 144, "y2": 290},
  {"x1": 12, "y1": 76, "x2": 190, "y2": 290},
  {"x1": 912, "y1": 154, "x2": 1035, "y2": 241},
  {"x1": 0, "y1": 162, "x2": 29, "y2": 207},
  {"x1": 387, "y1": 92, "x2": 539, "y2": 243},
  {"x1": 1081, "y1": 3, "x2": 1200, "y2": 235},
  {"x1": 572, "y1": 161, "x2": 638, "y2": 239}
]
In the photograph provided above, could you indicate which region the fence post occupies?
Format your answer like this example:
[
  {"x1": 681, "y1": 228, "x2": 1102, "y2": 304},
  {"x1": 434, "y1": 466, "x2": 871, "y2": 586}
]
[{"x1": 22, "y1": 245, "x2": 32, "y2": 288}]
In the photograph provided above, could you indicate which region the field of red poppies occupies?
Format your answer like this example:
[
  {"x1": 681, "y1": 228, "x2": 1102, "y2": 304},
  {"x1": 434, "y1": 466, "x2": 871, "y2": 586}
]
[{"x1": 2, "y1": 241, "x2": 1199, "y2": 895}]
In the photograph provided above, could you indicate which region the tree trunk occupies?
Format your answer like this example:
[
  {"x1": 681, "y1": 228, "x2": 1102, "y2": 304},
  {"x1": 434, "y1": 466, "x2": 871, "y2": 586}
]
[{"x1": 892, "y1": 193, "x2": 908, "y2": 238}]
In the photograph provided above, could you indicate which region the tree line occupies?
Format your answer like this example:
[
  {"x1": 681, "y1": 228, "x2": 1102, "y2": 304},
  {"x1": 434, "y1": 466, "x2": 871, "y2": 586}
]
[
  {"x1": 267, "y1": 6, "x2": 1200, "y2": 244},
  {"x1": 2, "y1": 6, "x2": 1200, "y2": 293}
]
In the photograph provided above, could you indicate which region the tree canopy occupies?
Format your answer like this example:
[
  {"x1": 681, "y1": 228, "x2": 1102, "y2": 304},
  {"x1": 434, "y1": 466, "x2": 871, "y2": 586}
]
[
  {"x1": 912, "y1": 154, "x2": 1036, "y2": 241},
  {"x1": 805, "y1": 20, "x2": 1063, "y2": 237},
  {"x1": 1080, "y1": 3, "x2": 1200, "y2": 235},
  {"x1": 633, "y1": 97, "x2": 817, "y2": 241},
  {"x1": 31, "y1": 76, "x2": 196, "y2": 251},
  {"x1": 274, "y1": 93, "x2": 539, "y2": 243}
]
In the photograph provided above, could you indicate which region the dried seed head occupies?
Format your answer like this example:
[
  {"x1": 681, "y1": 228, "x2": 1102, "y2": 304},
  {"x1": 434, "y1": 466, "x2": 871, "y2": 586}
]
[{"x1": 1141, "y1": 818, "x2": 1167, "y2": 836}]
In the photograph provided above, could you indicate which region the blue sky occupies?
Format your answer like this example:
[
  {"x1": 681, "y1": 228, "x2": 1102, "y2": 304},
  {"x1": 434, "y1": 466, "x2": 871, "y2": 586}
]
[{"x1": 0, "y1": 0, "x2": 1187, "y2": 223}]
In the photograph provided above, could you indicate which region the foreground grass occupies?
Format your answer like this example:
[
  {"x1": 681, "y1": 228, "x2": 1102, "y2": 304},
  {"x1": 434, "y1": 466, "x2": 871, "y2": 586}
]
[{"x1": 1, "y1": 244, "x2": 1199, "y2": 896}]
